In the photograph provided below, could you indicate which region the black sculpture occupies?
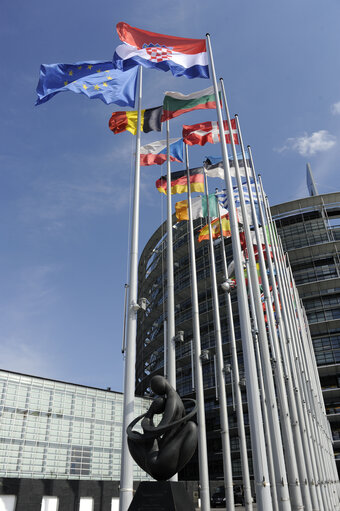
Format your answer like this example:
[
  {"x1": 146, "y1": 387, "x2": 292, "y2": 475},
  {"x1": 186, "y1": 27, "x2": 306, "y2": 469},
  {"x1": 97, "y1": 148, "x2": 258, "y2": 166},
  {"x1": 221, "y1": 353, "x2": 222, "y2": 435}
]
[{"x1": 127, "y1": 375, "x2": 198, "y2": 481}]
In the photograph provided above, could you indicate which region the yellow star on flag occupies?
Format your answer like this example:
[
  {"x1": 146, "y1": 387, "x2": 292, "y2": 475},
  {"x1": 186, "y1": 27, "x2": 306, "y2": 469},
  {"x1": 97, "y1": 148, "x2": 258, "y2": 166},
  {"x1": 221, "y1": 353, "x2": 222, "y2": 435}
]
[
  {"x1": 103, "y1": 82, "x2": 108, "y2": 87},
  {"x1": 64, "y1": 81, "x2": 68, "y2": 86},
  {"x1": 82, "y1": 84, "x2": 88, "y2": 90},
  {"x1": 78, "y1": 66, "x2": 82, "y2": 70},
  {"x1": 88, "y1": 65, "x2": 93, "y2": 70},
  {"x1": 68, "y1": 70, "x2": 73, "y2": 76},
  {"x1": 96, "y1": 69, "x2": 101, "y2": 73},
  {"x1": 107, "y1": 76, "x2": 112, "y2": 80},
  {"x1": 94, "y1": 85, "x2": 100, "y2": 90}
]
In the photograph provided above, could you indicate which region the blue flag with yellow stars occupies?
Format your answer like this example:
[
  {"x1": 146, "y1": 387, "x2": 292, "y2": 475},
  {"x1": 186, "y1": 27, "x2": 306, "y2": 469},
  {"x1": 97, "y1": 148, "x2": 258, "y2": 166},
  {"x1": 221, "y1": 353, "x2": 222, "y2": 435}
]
[{"x1": 36, "y1": 61, "x2": 138, "y2": 107}]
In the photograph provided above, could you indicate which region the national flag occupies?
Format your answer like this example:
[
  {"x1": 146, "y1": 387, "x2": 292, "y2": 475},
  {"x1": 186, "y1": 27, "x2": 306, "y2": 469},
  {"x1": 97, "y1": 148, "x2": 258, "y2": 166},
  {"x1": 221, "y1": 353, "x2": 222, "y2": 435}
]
[
  {"x1": 183, "y1": 119, "x2": 239, "y2": 146},
  {"x1": 156, "y1": 167, "x2": 204, "y2": 195},
  {"x1": 113, "y1": 22, "x2": 209, "y2": 79},
  {"x1": 175, "y1": 194, "x2": 219, "y2": 221},
  {"x1": 162, "y1": 86, "x2": 219, "y2": 121},
  {"x1": 216, "y1": 182, "x2": 257, "y2": 209},
  {"x1": 140, "y1": 139, "x2": 183, "y2": 166},
  {"x1": 36, "y1": 62, "x2": 138, "y2": 107},
  {"x1": 198, "y1": 214, "x2": 231, "y2": 242},
  {"x1": 204, "y1": 158, "x2": 250, "y2": 179},
  {"x1": 109, "y1": 106, "x2": 162, "y2": 135},
  {"x1": 215, "y1": 181, "x2": 261, "y2": 225}
]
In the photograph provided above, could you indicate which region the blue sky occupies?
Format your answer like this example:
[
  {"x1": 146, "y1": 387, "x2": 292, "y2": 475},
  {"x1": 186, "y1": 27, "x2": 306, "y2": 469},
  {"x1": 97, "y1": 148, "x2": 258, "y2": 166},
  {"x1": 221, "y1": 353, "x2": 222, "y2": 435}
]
[{"x1": 1, "y1": 0, "x2": 340, "y2": 392}]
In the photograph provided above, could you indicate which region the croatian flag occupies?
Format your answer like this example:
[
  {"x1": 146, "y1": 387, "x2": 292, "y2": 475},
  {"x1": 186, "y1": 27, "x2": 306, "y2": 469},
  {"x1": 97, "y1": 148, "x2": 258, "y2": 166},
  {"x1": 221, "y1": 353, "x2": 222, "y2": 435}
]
[
  {"x1": 140, "y1": 138, "x2": 183, "y2": 166},
  {"x1": 113, "y1": 22, "x2": 209, "y2": 80}
]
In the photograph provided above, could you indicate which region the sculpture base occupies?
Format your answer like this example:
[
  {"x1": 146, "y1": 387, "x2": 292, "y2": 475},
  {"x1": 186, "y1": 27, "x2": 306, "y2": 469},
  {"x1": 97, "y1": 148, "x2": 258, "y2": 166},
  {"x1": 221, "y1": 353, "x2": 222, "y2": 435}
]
[{"x1": 128, "y1": 481, "x2": 195, "y2": 511}]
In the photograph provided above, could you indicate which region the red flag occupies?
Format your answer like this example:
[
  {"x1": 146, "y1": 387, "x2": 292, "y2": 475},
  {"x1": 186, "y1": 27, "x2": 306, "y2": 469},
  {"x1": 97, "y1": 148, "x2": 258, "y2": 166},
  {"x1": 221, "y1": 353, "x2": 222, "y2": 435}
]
[{"x1": 183, "y1": 119, "x2": 239, "y2": 146}]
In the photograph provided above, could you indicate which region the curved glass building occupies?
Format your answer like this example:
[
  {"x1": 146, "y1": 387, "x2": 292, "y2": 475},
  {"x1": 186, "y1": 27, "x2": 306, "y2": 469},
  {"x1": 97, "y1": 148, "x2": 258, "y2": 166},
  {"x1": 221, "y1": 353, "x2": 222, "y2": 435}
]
[
  {"x1": 136, "y1": 190, "x2": 340, "y2": 481},
  {"x1": 271, "y1": 192, "x2": 340, "y2": 474},
  {"x1": 136, "y1": 215, "x2": 249, "y2": 481}
]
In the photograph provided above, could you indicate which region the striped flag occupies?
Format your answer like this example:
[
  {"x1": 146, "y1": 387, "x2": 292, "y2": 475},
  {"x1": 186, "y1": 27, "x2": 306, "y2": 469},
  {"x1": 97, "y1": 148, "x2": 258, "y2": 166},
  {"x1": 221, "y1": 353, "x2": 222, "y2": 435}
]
[
  {"x1": 140, "y1": 138, "x2": 183, "y2": 166},
  {"x1": 113, "y1": 22, "x2": 209, "y2": 79},
  {"x1": 162, "y1": 86, "x2": 219, "y2": 121},
  {"x1": 109, "y1": 106, "x2": 162, "y2": 135},
  {"x1": 156, "y1": 167, "x2": 204, "y2": 195},
  {"x1": 204, "y1": 158, "x2": 250, "y2": 179},
  {"x1": 175, "y1": 194, "x2": 219, "y2": 221},
  {"x1": 216, "y1": 182, "x2": 258, "y2": 209},
  {"x1": 198, "y1": 214, "x2": 231, "y2": 242}
]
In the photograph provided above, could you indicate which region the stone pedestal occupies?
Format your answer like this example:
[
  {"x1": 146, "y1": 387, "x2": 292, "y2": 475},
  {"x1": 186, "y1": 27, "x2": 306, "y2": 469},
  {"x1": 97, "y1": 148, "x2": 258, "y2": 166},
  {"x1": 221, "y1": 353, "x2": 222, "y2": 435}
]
[{"x1": 128, "y1": 481, "x2": 195, "y2": 511}]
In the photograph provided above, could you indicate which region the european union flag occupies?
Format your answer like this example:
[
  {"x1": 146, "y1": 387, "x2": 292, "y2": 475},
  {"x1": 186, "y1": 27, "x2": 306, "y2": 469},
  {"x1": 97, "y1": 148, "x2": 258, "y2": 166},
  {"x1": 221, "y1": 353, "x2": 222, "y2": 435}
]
[{"x1": 36, "y1": 61, "x2": 138, "y2": 107}]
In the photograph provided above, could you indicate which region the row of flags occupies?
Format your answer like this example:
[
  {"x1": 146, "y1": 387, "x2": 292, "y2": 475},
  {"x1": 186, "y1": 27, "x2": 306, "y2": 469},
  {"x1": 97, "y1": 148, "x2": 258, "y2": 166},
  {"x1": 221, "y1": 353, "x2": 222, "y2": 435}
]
[
  {"x1": 35, "y1": 19, "x2": 264, "y2": 272},
  {"x1": 34, "y1": 19, "x2": 254, "y2": 260},
  {"x1": 36, "y1": 22, "x2": 210, "y2": 107}
]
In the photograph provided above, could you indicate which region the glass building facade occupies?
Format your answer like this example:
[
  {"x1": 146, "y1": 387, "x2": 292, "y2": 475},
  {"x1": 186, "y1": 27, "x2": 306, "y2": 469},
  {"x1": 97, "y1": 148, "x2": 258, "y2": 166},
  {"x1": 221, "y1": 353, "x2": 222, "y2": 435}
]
[
  {"x1": 271, "y1": 192, "x2": 340, "y2": 472},
  {"x1": 136, "y1": 215, "x2": 248, "y2": 481},
  {"x1": 136, "y1": 192, "x2": 340, "y2": 481},
  {"x1": 0, "y1": 369, "x2": 151, "y2": 482}
]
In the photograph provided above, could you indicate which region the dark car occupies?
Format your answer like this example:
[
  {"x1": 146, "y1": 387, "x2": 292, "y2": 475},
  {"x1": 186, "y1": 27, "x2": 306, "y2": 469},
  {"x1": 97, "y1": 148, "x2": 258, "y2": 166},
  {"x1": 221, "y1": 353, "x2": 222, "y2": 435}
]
[{"x1": 210, "y1": 485, "x2": 245, "y2": 507}]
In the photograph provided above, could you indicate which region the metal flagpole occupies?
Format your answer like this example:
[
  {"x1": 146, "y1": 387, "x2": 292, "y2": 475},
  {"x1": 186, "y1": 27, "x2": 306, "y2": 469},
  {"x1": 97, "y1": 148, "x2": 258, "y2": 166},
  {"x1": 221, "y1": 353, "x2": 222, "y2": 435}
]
[
  {"x1": 215, "y1": 192, "x2": 253, "y2": 511},
  {"x1": 185, "y1": 144, "x2": 210, "y2": 511},
  {"x1": 166, "y1": 119, "x2": 177, "y2": 391},
  {"x1": 289, "y1": 272, "x2": 334, "y2": 511},
  {"x1": 205, "y1": 33, "x2": 273, "y2": 510},
  {"x1": 242, "y1": 139, "x2": 311, "y2": 510},
  {"x1": 245, "y1": 257, "x2": 279, "y2": 511},
  {"x1": 248, "y1": 157, "x2": 316, "y2": 511},
  {"x1": 259, "y1": 179, "x2": 324, "y2": 510},
  {"x1": 278, "y1": 241, "x2": 325, "y2": 511},
  {"x1": 119, "y1": 65, "x2": 142, "y2": 511},
  {"x1": 295, "y1": 283, "x2": 339, "y2": 510},
  {"x1": 165, "y1": 119, "x2": 178, "y2": 482},
  {"x1": 203, "y1": 171, "x2": 234, "y2": 510},
  {"x1": 286, "y1": 260, "x2": 332, "y2": 510},
  {"x1": 219, "y1": 78, "x2": 294, "y2": 511}
]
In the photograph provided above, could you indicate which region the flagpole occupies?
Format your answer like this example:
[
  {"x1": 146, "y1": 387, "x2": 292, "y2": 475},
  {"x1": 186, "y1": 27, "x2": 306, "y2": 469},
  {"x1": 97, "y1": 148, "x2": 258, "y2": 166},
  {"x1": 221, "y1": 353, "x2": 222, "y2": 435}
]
[
  {"x1": 215, "y1": 193, "x2": 253, "y2": 510},
  {"x1": 246, "y1": 145, "x2": 316, "y2": 510},
  {"x1": 245, "y1": 256, "x2": 279, "y2": 511},
  {"x1": 165, "y1": 118, "x2": 177, "y2": 482},
  {"x1": 205, "y1": 33, "x2": 273, "y2": 511},
  {"x1": 230, "y1": 109, "x2": 303, "y2": 511},
  {"x1": 185, "y1": 144, "x2": 210, "y2": 511},
  {"x1": 119, "y1": 65, "x2": 142, "y2": 511},
  {"x1": 203, "y1": 171, "x2": 234, "y2": 510},
  {"x1": 258, "y1": 176, "x2": 324, "y2": 510}
]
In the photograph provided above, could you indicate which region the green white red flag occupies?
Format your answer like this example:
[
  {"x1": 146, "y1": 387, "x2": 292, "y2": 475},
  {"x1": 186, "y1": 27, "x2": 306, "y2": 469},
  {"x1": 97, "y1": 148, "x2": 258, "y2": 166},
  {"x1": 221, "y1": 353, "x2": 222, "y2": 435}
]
[{"x1": 162, "y1": 86, "x2": 220, "y2": 121}]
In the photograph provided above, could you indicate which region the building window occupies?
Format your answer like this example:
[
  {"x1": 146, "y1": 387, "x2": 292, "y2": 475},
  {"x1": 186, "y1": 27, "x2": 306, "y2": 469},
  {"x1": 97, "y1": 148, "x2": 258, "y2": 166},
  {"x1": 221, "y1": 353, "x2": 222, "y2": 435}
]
[
  {"x1": 79, "y1": 497, "x2": 94, "y2": 511},
  {"x1": 41, "y1": 496, "x2": 59, "y2": 511},
  {"x1": 70, "y1": 446, "x2": 91, "y2": 475},
  {"x1": 0, "y1": 495, "x2": 16, "y2": 511}
]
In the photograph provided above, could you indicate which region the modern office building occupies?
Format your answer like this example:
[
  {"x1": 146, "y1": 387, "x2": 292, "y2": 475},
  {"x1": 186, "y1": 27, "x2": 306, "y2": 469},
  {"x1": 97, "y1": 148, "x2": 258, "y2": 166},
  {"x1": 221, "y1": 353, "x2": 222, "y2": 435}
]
[
  {"x1": 136, "y1": 181, "x2": 340, "y2": 482},
  {"x1": 0, "y1": 369, "x2": 152, "y2": 511},
  {"x1": 271, "y1": 190, "x2": 340, "y2": 473},
  {"x1": 136, "y1": 214, "x2": 248, "y2": 482}
]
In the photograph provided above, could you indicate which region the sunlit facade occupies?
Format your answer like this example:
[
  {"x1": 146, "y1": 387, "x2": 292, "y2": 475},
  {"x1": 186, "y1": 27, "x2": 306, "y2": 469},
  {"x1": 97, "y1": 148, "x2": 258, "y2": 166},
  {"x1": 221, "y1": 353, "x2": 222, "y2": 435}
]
[{"x1": 0, "y1": 369, "x2": 151, "y2": 510}]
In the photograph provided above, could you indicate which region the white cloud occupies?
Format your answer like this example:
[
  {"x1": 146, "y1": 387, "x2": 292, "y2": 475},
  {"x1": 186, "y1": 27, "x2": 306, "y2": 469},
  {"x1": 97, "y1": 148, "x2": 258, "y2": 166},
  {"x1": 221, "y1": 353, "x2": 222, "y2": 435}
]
[
  {"x1": 277, "y1": 130, "x2": 336, "y2": 156},
  {"x1": 331, "y1": 102, "x2": 340, "y2": 115}
]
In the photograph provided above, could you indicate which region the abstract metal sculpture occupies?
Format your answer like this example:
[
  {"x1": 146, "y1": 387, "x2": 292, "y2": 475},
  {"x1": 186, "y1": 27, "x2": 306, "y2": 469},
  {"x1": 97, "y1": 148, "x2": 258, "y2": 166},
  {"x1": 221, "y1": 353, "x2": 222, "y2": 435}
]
[{"x1": 127, "y1": 375, "x2": 198, "y2": 480}]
